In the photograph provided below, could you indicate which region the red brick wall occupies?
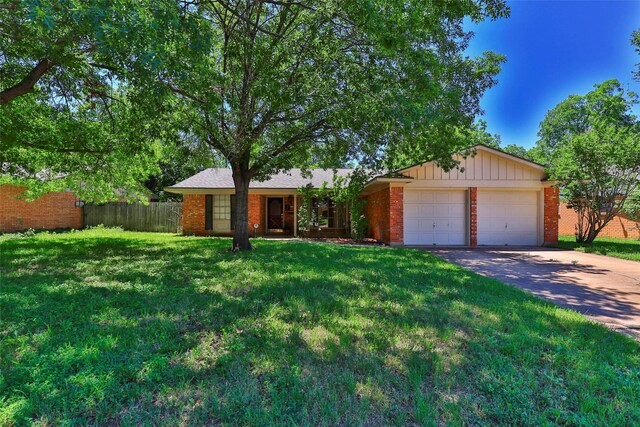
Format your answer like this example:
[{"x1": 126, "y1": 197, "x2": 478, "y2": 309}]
[
  {"x1": 182, "y1": 194, "x2": 207, "y2": 235},
  {"x1": 248, "y1": 194, "x2": 265, "y2": 236},
  {"x1": 364, "y1": 187, "x2": 391, "y2": 244},
  {"x1": 0, "y1": 185, "x2": 83, "y2": 232},
  {"x1": 389, "y1": 186, "x2": 404, "y2": 245},
  {"x1": 559, "y1": 202, "x2": 640, "y2": 240},
  {"x1": 182, "y1": 193, "x2": 266, "y2": 236},
  {"x1": 543, "y1": 187, "x2": 559, "y2": 245},
  {"x1": 469, "y1": 187, "x2": 477, "y2": 246}
]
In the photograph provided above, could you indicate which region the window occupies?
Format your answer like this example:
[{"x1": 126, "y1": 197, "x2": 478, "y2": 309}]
[
  {"x1": 205, "y1": 195, "x2": 234, "y2": 231},
  {"x1": 213, "y1": 195, "x2": 231, "y2": 219},
  {"x1": 313, "y1": 198, "x2": 336, "y2": 228}
]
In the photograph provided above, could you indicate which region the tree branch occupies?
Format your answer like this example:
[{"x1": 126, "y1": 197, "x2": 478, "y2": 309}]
[{"x1": 0, "y1": 58, "x2": 55, "y2": 105}]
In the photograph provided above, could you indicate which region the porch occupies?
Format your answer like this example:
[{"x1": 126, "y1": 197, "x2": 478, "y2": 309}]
[{"x1": 182, "y1": 192, "x2": 350, "y2": 237}]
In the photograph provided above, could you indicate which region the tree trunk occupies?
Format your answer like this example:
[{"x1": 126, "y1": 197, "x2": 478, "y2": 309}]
[
  {"x1": 576, "y1": 209, "x2": 601, "y2": 244},
  {"x1": 583, "y1": 222, "x2": 601, "y2": 244},
  {"x1": 231, "y1": 163, "x2": 253, "y2": 251}
]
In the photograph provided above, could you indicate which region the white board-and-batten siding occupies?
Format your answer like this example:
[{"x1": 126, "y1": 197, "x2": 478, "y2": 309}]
[{"x1": 402, "y1": 149, "x2": 546, "y2": 189}]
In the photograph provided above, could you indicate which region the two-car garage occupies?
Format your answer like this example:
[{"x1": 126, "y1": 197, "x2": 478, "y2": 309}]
[
  {"x1": 399, "y1": 145, "x2": 551, "y2": 247},
  {"x1": 404, "y1": 189, "x2": 540, "y2": 246}
]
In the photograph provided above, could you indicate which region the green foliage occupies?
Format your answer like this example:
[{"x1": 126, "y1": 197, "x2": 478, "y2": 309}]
[
  {"x1": 124, "y1": 0, "x2": 508, "y2": 248},
  {"x1": 535, "y1": 80, "x2": 640, "y2": 243},
  {"x1": 296, "y1": 171, "x2": 370, "y2": 240},
  {"x1": 0, "y1": 89, "x2": 170, "y2": 202},
  {"x1": 0, "y1": 1, "x2": 182, "y2": 201},
  {"x1": 1, "y1": 230, "x2": 640, "y2": 425},
  {"x1": 623, "y1": 189, "x2": 640, "y2": 221},
  {"x1": 466, "y1": 120, "x2": 534, "y2": 162},
  {"x1": 144, "y1": 143, "x2": 227, "y2": 201},
  {"x1": 331, "y1": 170, "x2": 370, "y2": 241},
  {"x1": 3, "y1": 1, "x2": 509, "y2": 247},
  {"x1": 295, "y1": 199, "x2": 312, "y2": 236},
  {"x1": 500, "y1": 144, "x2": 534, "y2": 160}
]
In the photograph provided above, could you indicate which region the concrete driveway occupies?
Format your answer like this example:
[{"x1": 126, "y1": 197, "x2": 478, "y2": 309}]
[{"x1": 421, "y1": 247, "x2": 640, "y2": 339}]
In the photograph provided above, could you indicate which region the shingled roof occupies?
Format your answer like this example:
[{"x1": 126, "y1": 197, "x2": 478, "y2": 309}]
[{"x1": 165, "y1": 168, "x2": 356, "y2": 192}]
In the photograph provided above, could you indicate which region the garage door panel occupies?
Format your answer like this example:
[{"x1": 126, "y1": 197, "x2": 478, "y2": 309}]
[
  {"x1": 435, "y1": 192, "x2": 450, "y2": 203},
  {"x1": 405, "y1": 219, "x2": 420, "y2": 230},
  {"x1": 478, "y1": 190, "x2": 538, "y2": 246},
  {"x1": 405, "y1": 191, "x2": 420, "y2": 203},
  {"x1": 419, "y1": 219, "x2": 434, "y2": 230},
  {"x1": 434, "y1": 205, "x2": 450, "y2": 217},
  {"x1": 510, "y1": 205, "x2": 535, "y2": 217},
  {"x1": 405, "y1": 205, "x2": 421, "y2": 217},
  {"x1": 420, "y1": 205, "x2": 436, "y2": 217},
  {"x1": 448, "y1": 207, "x2": 465, "y2": 219},
  {"x1": 404, "y1": 190, "x2": 467, "y2": 245},
  {"x1": 420, "y1": 192, "x2": 436, "y2": 203}
]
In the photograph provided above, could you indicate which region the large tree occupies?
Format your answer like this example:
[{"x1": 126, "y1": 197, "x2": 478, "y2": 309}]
[
  {"x1": 0, "y1": 1, "x2": 171, "y2": 200},
  {"x1": 534, "y1": 80, "x2": 640, "y2": 243},
  {"x1": 116, "y1": 0, "x2": 508, "y2": 250}
]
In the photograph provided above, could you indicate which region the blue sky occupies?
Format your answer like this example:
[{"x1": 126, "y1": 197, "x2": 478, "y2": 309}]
[{"x1": 465, "y1": 0, "x2": 640, "y2": 149}]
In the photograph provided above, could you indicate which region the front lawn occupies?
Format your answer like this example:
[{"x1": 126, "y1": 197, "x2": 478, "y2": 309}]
[
  {"x1": 1, "y1": 230, "x2": 639, "y2": 425},
  {"x1": 558, "y1": 235, "x2": 640, "y2": 261}
]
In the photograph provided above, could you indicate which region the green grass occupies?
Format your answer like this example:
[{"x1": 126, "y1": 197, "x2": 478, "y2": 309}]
[
  {"x1": 558, "y1": 235, "x2": 640, "y2": 261},
  {"x1": 1, "y1": 230, "x2": 639, "y2": 426}
]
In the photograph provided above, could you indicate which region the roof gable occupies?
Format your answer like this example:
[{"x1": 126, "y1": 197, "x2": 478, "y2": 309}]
[{"x1": 399, "y1": 145, "x2": 547, "y2": 182}]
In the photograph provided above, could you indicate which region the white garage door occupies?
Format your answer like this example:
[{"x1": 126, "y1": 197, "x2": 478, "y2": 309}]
[
  {"x1": 478, "y1": 190, "x2": 539, "y2": 246},
  {"x1": 404, "y1": 190, "x2": 467, "y2": 245}
]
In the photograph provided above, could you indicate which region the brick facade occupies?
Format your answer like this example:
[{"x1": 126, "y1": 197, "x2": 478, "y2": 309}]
[
  {"x1": 363, "y1": 186, "x2": 404, "y2": 245},
  {"x1": 248, "y1": 194, "x2": 265, "y2": 236},
  {"x1": 0, "y1": 185, "x2": 83, "y2": 232},
  {"x1": 469, "y1": 187, "x2": 477, "y2": 246},
  {"x1": 180, "y1": 185, "x2": 560, "y2": 246},
  {"x1": 543, "y1": 187, "x2": 560, "y2": 245},
  {"x1": 182, "y1": 193, "x2": 267, "y2": 237},
  {"x1": 364, "y1": 188, "x2": 390, "y2": 243},
  {"x1": 182, "y1": 194, "x2": 207, "y2": 235},
  {"x1": 559, "y1": 202, "x2": 640, "y2": 240},
  {"x1": 389, "y1": 186, "x2": 404, "y2": 245}
]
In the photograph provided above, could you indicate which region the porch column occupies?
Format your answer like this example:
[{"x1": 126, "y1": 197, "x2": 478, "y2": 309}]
[
  {"x1": 469, "y1": 187, "x2": 477, "y2": 246},
  {"x1": 389, "y1": 185, "x2": 404, "y2": 246},
  {"x1": 543, "y1": 187, "x2": 559, "y2": 245},
  {"x1": 293, "y1": 194, "x2": 298, "y2": 237}
]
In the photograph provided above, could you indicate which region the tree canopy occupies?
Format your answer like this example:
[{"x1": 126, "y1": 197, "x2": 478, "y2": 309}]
[
  {"x1": 117, "y1": 0, "x2": 508, "y2": 249},
  {"x1": 0, "y1": 1, "x2": 176, "y2": 200},
  {"x1": 2, "y1": 0, "x2": 509, "y2": 249},
  {"x1": 534, "y1": 80, "x2": 640, "y2": 243}
]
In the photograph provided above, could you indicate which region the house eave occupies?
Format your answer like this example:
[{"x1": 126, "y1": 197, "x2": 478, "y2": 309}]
[{"x1": 164, "y1": 187, "x2": 304, "y2": 195}]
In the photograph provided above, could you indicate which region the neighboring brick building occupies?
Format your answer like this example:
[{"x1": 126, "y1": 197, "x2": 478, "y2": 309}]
[
  {"x1": 167, "y1": 144, "x2": 559, "y2": 246},
  {"x1": 0, "y1": 185, "x2": 83, "y2": 233},
  {"x1": 558, "y1": 202, "x2": 640, "y2": 240}
]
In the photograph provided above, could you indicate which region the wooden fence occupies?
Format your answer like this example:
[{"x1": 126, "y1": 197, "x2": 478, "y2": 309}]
[{"x1": 84, "y1": 202, "x2": 182, "y2": 233}]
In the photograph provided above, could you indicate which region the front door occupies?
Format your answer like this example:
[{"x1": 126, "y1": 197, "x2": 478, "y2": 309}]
[{"x1": 267, "y1": 197, "x2": 284, "y2": 230}]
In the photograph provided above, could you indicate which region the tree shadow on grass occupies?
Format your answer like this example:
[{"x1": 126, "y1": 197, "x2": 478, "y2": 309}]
[{"x1": 1, "y1": 233, "x2": 640, "y2": 425}]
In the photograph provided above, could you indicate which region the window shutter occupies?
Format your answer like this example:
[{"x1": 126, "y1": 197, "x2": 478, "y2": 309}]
[{"x1": 205, "y1": 195, "x2": 213, "y2": 230}]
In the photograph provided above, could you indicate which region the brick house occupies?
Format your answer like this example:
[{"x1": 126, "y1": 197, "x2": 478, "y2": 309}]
[
  {"x1": 0, "y1": 185, "x2": 83, "y2": 232},
  {"x1": 167, "y1": 145, "x2": 559, "y2": 246},
  {"x1": 558, "y1": 202, "x2": 640, "y2": 240}
]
